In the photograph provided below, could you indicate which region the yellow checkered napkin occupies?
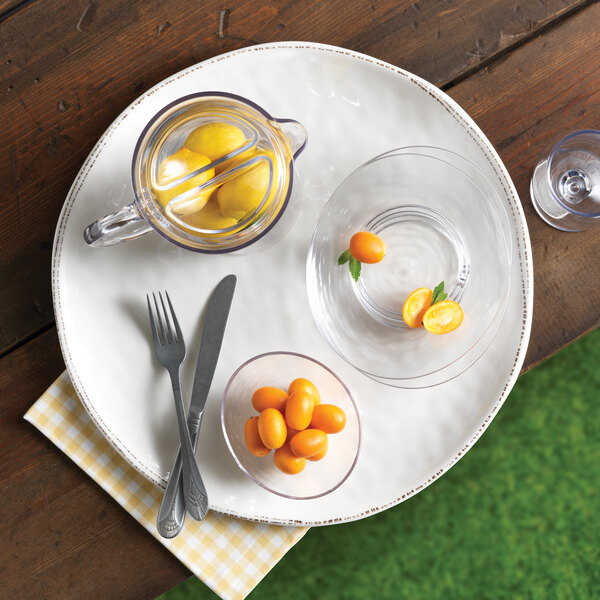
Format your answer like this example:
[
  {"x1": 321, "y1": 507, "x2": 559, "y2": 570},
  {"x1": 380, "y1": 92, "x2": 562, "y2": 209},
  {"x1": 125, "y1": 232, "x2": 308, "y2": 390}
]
[{"x1": 24, "y1": 372, "x2": 308, "y2": 600}]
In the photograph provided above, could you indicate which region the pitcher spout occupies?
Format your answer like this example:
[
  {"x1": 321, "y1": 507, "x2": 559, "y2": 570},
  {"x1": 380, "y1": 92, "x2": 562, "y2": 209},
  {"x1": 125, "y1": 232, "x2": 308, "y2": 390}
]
[{"x1": 276, "y1": 119, "x2": 308, "y2": 159}]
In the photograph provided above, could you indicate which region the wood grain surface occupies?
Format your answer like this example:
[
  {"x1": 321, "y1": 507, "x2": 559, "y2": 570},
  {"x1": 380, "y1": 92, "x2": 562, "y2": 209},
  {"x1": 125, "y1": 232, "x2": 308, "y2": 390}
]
[
  {"x1": 0, "y1": 0, "x2": 592, "y2": 356},
  {"x1": 1, "y1": 0, "x2": 598, "y2": 598},
  {"x1": 0, "y1": 328, "x2": 190, "y2": 599},
  {"x1": 448, "y1": 0, "x2": 600, "y2": 369}
]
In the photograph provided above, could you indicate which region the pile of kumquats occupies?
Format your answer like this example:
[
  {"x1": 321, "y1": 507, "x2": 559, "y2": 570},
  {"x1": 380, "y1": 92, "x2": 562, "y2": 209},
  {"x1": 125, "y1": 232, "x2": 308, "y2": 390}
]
[{"x1": 244, "y1": 378, "x2": 346, "y2": 474}]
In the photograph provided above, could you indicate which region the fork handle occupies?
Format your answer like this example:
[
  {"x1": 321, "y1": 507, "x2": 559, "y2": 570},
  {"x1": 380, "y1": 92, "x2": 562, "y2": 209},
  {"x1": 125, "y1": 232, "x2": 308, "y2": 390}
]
[
  {"x1": 157, "y1": 423, "x2": 200, "y2": 538},
  {"x1": 169, "y1": 372, "x2": 209, "y2": 521}
]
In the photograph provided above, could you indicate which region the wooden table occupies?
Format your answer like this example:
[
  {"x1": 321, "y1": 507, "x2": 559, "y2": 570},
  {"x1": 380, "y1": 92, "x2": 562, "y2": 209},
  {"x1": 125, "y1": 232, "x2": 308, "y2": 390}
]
[{"x1": 1, "y1": 0, "x2": 598, "y2": 597}]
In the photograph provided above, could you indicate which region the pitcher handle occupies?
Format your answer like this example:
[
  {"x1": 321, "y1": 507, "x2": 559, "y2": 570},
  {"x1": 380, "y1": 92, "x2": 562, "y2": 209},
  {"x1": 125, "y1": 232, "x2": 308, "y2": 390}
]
[
  {"x1": 277, "y1": 119, "x2": 308, "y2": 159},
  {"x1": 83, "y1": 203, "x2": 153, "y2": 247}
]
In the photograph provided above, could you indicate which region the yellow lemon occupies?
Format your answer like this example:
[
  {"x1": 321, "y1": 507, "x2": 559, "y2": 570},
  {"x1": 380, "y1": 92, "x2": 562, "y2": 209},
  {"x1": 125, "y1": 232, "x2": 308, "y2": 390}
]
[
  {"x1": 215, "y1": 147, "x2": 256, "y2": 174},
  {"x1": 182, "y1": 197, "x2": 239, "y2": 231},
  {"x1": 216, "y1": 151, "x2": 279, "y2": 221},
  {"x1": 184, "y1": 123, "x2": 246, "y2": 162},
  {"x1": 155, "y1": 147, "x2": 215, "y2": 215}
]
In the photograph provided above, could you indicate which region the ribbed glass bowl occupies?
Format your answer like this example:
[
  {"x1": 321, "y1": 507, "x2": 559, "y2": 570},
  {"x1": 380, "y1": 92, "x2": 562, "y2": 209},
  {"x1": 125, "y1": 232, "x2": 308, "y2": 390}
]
[
  {"x1": 306, "y1": 147, "x2": 513, "y2": 388},
  {"x1": 221, "y1": 352, "x2": 361, "y2": 500}
]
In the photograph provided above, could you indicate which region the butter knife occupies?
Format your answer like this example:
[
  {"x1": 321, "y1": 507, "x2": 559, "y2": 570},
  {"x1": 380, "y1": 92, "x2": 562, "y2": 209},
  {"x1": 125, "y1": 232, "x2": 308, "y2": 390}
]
[{"x1": 157, "y1": 274, "x2": 237, "y2": 537}]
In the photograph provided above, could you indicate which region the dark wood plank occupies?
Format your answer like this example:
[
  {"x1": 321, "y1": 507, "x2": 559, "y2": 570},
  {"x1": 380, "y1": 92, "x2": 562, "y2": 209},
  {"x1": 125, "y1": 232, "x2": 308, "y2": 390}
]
[
  {"x1": 1, "y1": 2, "x2": 599, "y2": 595},
  {"x1": 0, "y1": 0, "x2": 590, "y2": 355},
  {"x1": 0, "y1": 328, "x2": 190, "y2": 599},
  {"x1": 0, "y1": 0, "x2": 34, "y2": 21},
  {"x1": 447, "y1": 0, "x2": 600, "y2": 372}
]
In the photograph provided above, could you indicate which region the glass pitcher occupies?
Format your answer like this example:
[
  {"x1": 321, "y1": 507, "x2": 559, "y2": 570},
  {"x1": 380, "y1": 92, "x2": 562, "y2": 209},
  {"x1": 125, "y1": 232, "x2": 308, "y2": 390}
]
[{"x1": 83, "y1": 92, "x2": 307, "y2": 253}]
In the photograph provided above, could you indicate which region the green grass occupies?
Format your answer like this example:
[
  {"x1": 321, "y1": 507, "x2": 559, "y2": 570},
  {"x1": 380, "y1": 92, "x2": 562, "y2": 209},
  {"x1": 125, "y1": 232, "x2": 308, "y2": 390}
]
[{"x1": 161, "y1": 330, "x2": 600, "y2": 600}]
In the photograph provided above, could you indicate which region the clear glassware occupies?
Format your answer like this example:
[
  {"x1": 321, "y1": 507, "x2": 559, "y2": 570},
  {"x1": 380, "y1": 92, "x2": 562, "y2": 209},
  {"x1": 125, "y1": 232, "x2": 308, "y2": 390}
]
[
  {"x1": 221, "y1": 352, "x2": 361, "y2": 500},
  {"x1": 83, "y1": 92, "x2": 307, "y2": 253},
  {"x1": 530, "y1": 130, "x2": 600, "y2": 231},
  {"x1": 306, "y1": 147, "x2": 513, "y2": 389}
]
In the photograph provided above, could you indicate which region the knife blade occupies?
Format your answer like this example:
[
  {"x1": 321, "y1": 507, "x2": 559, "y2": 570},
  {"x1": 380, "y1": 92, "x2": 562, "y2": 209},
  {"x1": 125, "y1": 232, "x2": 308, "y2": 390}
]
[
  {"x1": 189, "y1": 273, "x2": 237, "y2": 421},
  {"x1": 157, "y1": 274, "x2": 237, "y2": 537}
]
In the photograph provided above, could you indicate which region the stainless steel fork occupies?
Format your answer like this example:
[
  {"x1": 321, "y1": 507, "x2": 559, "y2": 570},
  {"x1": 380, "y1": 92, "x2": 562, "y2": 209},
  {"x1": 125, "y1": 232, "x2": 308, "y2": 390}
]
[{"x1": 146, "y1": 292, "x2": 208, "y2": 524}]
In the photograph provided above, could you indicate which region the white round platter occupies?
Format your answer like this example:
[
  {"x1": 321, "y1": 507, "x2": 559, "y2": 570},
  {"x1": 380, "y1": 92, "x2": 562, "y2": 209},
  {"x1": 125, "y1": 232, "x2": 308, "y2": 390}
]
[{"x1": 52, "y1": 42, "x2": 533, "y2": 526}]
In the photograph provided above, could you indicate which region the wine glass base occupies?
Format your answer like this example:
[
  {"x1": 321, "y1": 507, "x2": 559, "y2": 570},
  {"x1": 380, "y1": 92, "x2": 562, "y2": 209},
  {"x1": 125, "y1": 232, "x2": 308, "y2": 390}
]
[
  {"x1": 355, "y1": 205, "x2": 470, "y2": 328},
  {"x1": 530, "y1": 160, "x2": 586, "y2": 232}
]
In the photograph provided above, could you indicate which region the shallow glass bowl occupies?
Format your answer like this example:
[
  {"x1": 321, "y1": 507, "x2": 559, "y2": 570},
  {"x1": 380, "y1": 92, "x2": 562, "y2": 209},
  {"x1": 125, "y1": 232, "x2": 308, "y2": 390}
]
[
  {"x1": 221, "y1": 352, "x2": 361, "y2": 500},
  {"x1": 306, "y1": 147, "x2": 512, "y2": 388}
]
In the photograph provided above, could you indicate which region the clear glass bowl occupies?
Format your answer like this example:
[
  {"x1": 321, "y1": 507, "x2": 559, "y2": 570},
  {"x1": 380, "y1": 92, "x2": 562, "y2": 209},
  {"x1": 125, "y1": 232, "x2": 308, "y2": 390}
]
[
  {"x1": 307, "y1": 147, "x2": 513, "y2": 388},
  {"x1": 221, "y1": 352, "x2": 361, "y2": 500}
]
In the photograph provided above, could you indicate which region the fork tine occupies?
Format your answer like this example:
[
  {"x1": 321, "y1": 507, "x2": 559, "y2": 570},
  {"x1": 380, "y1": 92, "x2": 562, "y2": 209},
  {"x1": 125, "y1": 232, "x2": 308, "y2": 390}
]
[
  {"x1": 159, "y1": 292, "x2": 173, "y2": 344},
  {"x1": 153, "y1": 293, "x2": 167, "y2": 345},
  {"x1": 165, "y1": 291, "x2": 182, "y2": 344},
  {"x1": 146, "y1": 294, "x2": 161, "y2": 346}
]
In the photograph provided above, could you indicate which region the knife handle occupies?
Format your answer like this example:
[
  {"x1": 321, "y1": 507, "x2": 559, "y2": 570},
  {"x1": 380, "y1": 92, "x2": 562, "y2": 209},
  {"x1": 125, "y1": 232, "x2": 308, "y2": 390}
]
[{"x1": 157, "y1": 419, "x2": 202, "y2": 538}]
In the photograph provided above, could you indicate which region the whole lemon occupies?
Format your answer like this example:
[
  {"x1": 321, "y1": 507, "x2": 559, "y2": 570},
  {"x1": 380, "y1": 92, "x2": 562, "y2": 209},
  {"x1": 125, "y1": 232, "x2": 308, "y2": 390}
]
[
  {"x1": 184, "y1": 122, "x2": 246, "y2": 162},
  {"x1": 216, "y1": 151, "x2": 279, "y2": 221},
  {"x1": 182, "y1": 197, "x2": 239, "y2": 232},
  {"x1": 155, "y1": 147, "x2": 214, "y2": 215}
]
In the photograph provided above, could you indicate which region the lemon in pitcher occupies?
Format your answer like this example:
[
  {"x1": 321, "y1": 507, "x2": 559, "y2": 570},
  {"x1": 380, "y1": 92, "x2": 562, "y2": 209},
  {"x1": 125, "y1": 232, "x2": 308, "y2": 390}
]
[
  {"x1": 185, "y1": 122, "x2": 255, "y2": 174},
  {"x1": 184, "y1": 123, "x2": 246, "y2": 162},
  {"x1": 183, "y1": 197, "x2": 240, "y2": 232},
  {"x1": 217, "y1": 151, "x2": 280, "y2": 221},
  {"x1": 154, "y1": 147, "x2": 215, "y2": 215}
]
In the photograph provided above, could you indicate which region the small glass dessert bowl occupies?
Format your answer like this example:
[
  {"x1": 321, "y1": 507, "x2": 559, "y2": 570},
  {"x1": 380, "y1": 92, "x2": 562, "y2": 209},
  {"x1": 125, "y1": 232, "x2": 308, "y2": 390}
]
[
  {"x1": 221, "y1": 352, "x2": 361, "y2": 500},
  {"x1": 307, "y1": 147, "x2": 513, "y2": 388}
]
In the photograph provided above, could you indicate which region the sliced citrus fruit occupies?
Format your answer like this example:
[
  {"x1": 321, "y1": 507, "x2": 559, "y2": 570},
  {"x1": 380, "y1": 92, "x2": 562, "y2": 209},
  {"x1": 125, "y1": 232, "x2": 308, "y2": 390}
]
[
  {"x1": 422, "y1": 300, "x2": 464, "y2": 334},
  {"x1": 402, "y1": 287, "x2": 433, "y2": 328}
]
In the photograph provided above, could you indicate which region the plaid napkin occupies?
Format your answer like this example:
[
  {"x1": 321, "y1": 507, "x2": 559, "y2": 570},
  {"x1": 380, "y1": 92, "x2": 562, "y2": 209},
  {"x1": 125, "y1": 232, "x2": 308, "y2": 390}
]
[{"x1": 24, "y1": 372, "x2": 308, "y2": 600}]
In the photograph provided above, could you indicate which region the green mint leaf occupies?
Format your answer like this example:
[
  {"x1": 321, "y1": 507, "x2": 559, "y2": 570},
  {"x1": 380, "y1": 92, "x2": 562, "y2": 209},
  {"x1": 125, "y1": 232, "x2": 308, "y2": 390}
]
[
  {"x1": 431, "y1": 281, "x2": 447, "y2": 305},
  {"x1": 349, "y1": 257, "x2": 362, "y2": 281},
  {"x1": 338, "y1": 249, "x2": 352, "y2": 265}
]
